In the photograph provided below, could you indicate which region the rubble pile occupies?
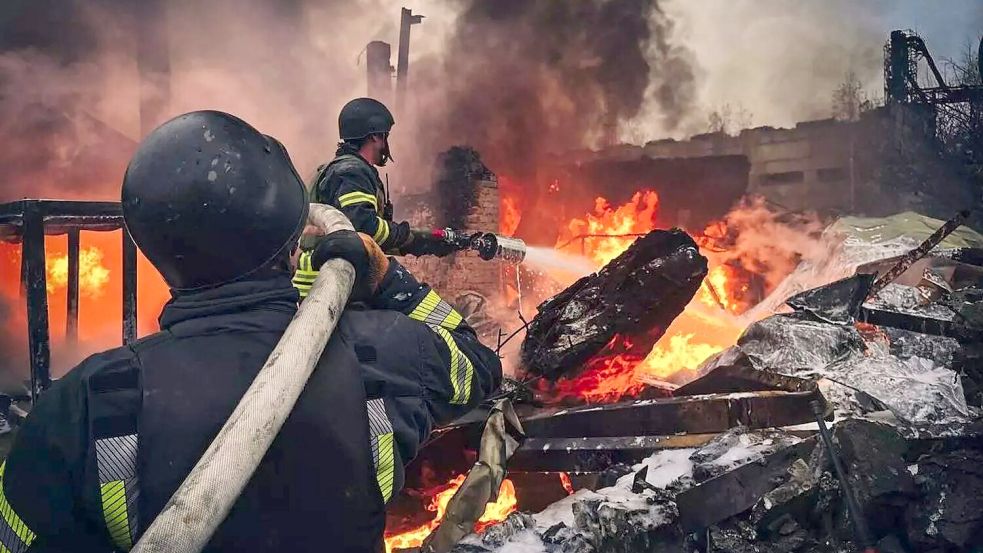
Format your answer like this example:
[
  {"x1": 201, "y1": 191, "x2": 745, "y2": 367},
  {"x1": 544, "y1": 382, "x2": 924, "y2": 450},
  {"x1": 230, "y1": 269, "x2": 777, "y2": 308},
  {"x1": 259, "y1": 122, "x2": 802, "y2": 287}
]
[{"x1": 451, "y1": 219, "x2": 983, "y2": 553}]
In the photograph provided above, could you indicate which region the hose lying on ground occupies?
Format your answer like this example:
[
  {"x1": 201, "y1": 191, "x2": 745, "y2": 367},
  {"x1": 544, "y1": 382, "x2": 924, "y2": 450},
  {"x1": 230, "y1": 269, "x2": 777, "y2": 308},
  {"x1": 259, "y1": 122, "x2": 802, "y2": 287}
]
[{"x1": 131, "y1": 204, "x2": 354, "y2": 553}]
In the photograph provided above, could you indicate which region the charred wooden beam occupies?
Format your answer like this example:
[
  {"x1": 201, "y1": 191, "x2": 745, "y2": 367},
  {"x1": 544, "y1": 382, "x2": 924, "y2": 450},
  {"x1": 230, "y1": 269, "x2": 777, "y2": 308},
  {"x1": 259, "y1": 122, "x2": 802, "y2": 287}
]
[
  {"x1": 521, "y1": 229, "x2": 707, "y2": 381},
  {"x1": 510, "y1": 434, "x2": 723, "y2": 473},
  {"x1": 67, "y1": 228, "x2": 80, "y2": 345},
  {"x1": 122, "y1": 228, "x2": 138, "y2": 344},
  {"x1": 521, "y1": 390, "x2": 821, "y2": 439},
  {"x1": 22, "y1": 202, "x2": 51, "y2": 397}
]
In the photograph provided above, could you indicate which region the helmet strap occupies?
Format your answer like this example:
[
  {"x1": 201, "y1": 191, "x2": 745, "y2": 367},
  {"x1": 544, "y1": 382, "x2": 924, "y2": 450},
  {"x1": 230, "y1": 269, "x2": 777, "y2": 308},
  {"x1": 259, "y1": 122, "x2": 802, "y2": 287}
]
[{"x1": 379, "y1": 133, "x2": 394, "y2": 166}]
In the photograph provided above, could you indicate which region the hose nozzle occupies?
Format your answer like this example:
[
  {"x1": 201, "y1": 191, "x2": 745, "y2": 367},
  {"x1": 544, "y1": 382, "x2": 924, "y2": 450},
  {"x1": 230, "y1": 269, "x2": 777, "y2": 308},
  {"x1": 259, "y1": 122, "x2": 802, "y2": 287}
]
[
  {"x1": 435, "y1": 228, "x2": 527, "y2": 263},
  {"x1": 471, "y1": 232, "x2": 527, "y2": 263}
]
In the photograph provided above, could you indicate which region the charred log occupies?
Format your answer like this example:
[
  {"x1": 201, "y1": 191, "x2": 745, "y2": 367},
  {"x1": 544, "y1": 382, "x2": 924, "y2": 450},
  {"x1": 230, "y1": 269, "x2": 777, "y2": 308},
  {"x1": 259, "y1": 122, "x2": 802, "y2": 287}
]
[{"x1": 520, "y1": 229, "x2": 707, "y2": 381}]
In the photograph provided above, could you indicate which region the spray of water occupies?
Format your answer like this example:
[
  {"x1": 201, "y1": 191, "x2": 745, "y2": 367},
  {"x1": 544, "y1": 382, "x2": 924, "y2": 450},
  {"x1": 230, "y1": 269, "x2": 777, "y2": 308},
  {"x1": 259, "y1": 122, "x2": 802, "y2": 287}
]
[{"x1": 523, "y1": 246, "x2": 598, "y2": 279}]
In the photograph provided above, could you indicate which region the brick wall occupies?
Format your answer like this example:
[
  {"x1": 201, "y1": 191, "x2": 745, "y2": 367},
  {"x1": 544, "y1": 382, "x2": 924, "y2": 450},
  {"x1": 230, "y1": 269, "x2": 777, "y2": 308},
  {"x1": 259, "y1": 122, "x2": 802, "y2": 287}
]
[{"x1": 400, "y1": 178, "x2": 504, "y2": 317}]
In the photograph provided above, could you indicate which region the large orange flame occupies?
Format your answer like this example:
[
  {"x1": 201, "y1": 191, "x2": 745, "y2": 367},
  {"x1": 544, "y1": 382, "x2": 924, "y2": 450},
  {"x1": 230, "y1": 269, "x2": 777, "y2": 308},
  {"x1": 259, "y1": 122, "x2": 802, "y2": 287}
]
[{"x1": 384, "y1": 476, "x2": 517, "y2": 553}]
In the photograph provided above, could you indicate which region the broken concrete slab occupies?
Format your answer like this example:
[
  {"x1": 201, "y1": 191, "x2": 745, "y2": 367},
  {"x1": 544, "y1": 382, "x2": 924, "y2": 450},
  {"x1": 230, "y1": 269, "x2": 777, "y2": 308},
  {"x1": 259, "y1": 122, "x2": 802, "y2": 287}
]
[
  {"x1": 735, "y1": 313, "x2": 867, "y2": 377},
  {"x1": 678, "y1": 348, "x2": 819, "y2": 396},
  {"x1": 675, "y1": 437, "x2": 816, "y2": 532},
  {"x1": 785, "y1": 273, "x2": 875, "y2": 325},
  {"x1": 521, "y1": 229, "x2": 707, "y2": 381}
]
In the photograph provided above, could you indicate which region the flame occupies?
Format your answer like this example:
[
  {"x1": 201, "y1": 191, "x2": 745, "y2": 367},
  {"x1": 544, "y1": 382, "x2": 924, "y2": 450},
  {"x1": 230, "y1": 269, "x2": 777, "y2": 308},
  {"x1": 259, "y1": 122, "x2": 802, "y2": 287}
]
[
  {"x1": 0, "y1": 231, "x2": 171, "y2": 378},
  {"x1": 46, "y1": 246, "x2": 111, "y2": 298},
  {"x1": 548, "y1": 189, "x2": 747, "y2": 401},
  {"x1": 384, "y1": 476, "x2": 517, "y2": 553},
  {"x1": 559, "y1": 472, "x2": 575, "y2": 495},
  {"x1": 557, "y1": 191, "x2": 658, "y2": 266}
]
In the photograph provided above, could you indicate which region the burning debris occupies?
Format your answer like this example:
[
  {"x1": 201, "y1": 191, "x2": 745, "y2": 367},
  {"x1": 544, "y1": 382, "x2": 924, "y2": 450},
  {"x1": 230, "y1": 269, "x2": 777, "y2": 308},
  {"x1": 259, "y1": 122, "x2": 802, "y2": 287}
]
[
  {"x1": 520, "y1": 229, "x2": 707, "y2": 383},
  {"x1": 387, "y1": 207, "x2": 983, "y2": 553}
]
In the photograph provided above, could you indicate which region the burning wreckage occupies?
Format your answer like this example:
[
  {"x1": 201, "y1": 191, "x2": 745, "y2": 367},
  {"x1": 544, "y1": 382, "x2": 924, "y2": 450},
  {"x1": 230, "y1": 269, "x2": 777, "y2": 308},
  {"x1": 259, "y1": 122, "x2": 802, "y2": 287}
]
[{"x1": 383, "y1": 210, "x2": 983, "y2": 553}]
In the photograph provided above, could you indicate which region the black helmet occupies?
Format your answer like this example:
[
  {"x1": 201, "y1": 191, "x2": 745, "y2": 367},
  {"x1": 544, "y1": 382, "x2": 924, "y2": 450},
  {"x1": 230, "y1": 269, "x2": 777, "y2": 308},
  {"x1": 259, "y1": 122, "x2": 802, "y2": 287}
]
[
  {"x1": 338, "y1": 97, "x2": 395, "y2": 140},
  {"x1": 121, "y1": 110, "x2": 308, "y2": 291}
]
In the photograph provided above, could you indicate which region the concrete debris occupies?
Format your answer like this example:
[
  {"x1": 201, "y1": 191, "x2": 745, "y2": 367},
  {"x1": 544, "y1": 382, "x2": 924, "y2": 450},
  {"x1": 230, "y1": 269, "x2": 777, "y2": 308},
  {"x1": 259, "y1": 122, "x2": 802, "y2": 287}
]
[{"x1": 905, "y1": 449, "x2": 983, "y2": 550}]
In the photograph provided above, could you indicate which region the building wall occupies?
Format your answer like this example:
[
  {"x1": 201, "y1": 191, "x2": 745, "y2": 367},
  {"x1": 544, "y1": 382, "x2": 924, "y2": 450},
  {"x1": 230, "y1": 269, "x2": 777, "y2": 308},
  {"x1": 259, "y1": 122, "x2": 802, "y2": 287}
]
[
  {"x1": 400, "y1": 178, "x2": 504, "y2": 311},
  {"x1": 636, "y1": 118, "x2": 864, "y2": 213}
]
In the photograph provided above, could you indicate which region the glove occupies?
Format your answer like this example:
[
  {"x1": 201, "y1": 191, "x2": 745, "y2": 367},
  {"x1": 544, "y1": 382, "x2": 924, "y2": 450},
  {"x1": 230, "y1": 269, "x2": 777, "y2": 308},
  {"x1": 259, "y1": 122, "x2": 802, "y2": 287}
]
[
  {"x1": 310, "y1": 230, "x2": 390, "y2": 301},
  {"x1": 402, "y1": 229, "x2": 459, "y2": 258}
]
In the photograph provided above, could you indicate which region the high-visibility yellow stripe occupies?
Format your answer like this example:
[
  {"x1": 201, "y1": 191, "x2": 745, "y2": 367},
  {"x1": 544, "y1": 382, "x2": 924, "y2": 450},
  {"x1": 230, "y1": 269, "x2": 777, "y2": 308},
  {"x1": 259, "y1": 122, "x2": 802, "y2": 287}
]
[
  {"x1": 408, "y1": 290, "x2": 440, "y2": 322},
  {"x1": 0, "y1": 463, "x2": 36, "y2": 552},
  {"x1": 431, "y1": 325, "x2": 473, "y2": 405},
  {"x1": 372, "y1": 217, "x2": 390, "y2": 245},
  {"x1": 293, "y1": 251, "x2": 319, "y2": 298},
  {"x1": 100, "y1": 480, "x2": 132, "y2": 551},
  {"x1": 375, "y1": 432, "x2": 396, "y2": 502},
  {"x1": 439, "y1": 309, "x2": 463, "y2": 330},
  {"x1": 338, "y1": 191, "x2": 378, "y2": 210},
  {"x1": 408, "y1": 290, "x2": 462, "y2": 330}
]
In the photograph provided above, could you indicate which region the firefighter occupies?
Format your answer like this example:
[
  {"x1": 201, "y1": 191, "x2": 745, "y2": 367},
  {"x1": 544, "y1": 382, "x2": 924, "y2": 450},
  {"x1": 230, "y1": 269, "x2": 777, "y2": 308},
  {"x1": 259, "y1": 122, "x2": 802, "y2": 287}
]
[
  {"x1": 308, "y1": 97, "x2": 455, "y2": 257},
  {"x1": 0, "y1": 111, "x2": 501, "y2": 553}
]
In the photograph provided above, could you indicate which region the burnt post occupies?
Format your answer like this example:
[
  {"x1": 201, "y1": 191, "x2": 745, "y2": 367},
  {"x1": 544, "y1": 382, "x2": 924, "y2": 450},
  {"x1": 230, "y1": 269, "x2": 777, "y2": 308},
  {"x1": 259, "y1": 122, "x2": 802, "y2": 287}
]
[
  {"x1": 395, "y1": 7, "x2": 423, "y2": 113},
  {"x1": 366, "y1": 40, "x2": 393, "y2": 103},
  {"x1": 22, "y1": 202, "x2": 51, "y2": 397},
  {"x1": 886, "y1": 30, "x2": 911, "y2": 104},
  {"x1": 67, "y1": 228, "x2": 80, "y2": 345},
  {"x1": 122, "y1": 229, "x2": 138, "y2": 344}
]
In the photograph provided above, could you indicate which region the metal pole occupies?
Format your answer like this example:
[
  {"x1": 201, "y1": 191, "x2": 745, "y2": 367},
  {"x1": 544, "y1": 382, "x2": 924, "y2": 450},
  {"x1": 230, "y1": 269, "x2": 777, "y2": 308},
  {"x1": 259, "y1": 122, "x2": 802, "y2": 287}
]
[
  {"x1": 67, "y1": 228, "x2": 80, "y2": 345},
  {"x1": 810, "y1": 401, "x2": 877, "y2": 553},
  {"x1": 395, "y1": 7, "x2": 423, "y2": 114},
  {"x1": 122, "y1": 228, "x2": 138, "y2": 344},
  {"x1": 22, "y1": 202, "x2": 51, "y2": 398}
]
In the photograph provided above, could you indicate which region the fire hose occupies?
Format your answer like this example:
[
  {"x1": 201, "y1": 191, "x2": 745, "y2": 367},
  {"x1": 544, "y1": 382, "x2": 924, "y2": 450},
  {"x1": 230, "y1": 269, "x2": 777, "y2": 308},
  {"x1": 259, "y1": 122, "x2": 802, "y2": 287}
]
[{"x1": 131, "y1": 204, "x2": 355, "y2": 553}]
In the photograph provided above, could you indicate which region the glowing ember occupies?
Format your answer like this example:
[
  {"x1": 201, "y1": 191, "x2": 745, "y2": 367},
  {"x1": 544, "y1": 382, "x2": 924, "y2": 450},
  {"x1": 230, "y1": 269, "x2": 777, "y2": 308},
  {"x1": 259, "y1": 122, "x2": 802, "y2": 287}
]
[
  {"x1": 46, "y1": 246, "x2": 111, "y2": 298},
  {"x1": 559, "y1": 472, "x2": 575, "y2": 495},
  {"x1": 550, "y1": 189, "x2": 748, "y2": 401},
  {"x1": 384, "y1": 476, "x2": 517, "y2": 553}
]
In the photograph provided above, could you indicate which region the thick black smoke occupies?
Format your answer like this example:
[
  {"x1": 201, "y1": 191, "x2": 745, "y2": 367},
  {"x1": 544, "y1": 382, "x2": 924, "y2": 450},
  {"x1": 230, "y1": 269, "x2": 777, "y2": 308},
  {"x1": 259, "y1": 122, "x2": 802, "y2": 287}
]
[{"x1": 411, "y1": 0, "x2": 695, "y2": 180}]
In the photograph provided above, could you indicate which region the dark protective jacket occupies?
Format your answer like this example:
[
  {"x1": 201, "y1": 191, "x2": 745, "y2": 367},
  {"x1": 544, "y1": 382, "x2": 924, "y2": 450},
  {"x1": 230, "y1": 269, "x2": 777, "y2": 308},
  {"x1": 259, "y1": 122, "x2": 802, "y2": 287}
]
[
  {"x1": 310, "y1": 144, "x2": 412, "y2": 253},
  {"x1": 0, "y1": 260, "x2": 501, "y2": 553}
]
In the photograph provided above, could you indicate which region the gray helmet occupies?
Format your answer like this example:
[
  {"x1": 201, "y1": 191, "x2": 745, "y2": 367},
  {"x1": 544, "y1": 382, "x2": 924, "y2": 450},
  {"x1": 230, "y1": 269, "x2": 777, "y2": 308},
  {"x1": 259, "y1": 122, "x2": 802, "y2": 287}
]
[
  {"x1": 122, "y1": 110, "x2": 308, "y2": 291},
  {"x1": 338, "y1": 98, "x2": 395, "y2": 140}
]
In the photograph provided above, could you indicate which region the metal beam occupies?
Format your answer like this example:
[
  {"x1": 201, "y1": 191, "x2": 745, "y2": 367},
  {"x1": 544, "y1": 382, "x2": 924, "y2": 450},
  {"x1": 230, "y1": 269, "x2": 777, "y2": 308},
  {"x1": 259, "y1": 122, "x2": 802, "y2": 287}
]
[
  {"x1": 122, "y1": 229, "x2": 138, "y2": 344},
  {"x1": 67, "y1": 228, "x2": 80, "y2": 345},
  {"x1": 22, "y1": 202, "x2": 51, "y2": 397},
  {"x1": 395, "y1": 7, "x2": 423, "y2": 113}
]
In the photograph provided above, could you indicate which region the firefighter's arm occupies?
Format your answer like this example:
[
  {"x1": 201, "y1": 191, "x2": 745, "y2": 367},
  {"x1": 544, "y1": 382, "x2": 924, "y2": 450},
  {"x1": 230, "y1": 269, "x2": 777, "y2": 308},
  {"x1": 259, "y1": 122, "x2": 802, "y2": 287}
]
[
  {"x1": 3, "y1": 362, "x2": 110, "y2": 551},
  {"x1": 329, "y1": 173, "x2": 410, "y2": 252},
  {"x1": 370, "y1": 260, "x2": 503, "y2": 423}
]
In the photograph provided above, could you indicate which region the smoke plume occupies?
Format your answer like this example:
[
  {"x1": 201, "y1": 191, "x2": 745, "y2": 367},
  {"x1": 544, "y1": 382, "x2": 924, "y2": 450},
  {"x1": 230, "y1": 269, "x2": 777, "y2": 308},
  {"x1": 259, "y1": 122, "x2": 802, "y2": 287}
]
[{"x1": 409, "y1": 0, "x2": 696, "y2": 182}]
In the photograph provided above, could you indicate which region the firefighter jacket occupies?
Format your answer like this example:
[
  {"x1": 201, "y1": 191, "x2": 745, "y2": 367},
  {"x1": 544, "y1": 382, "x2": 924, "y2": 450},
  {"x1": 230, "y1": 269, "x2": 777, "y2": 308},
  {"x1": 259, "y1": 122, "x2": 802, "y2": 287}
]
[
  {"x1": 310, "y1": 144, "x2": 412, "y2": 254},
  {"x1": 0, "y1": 260, "x2": 502, "y2": 553}
]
